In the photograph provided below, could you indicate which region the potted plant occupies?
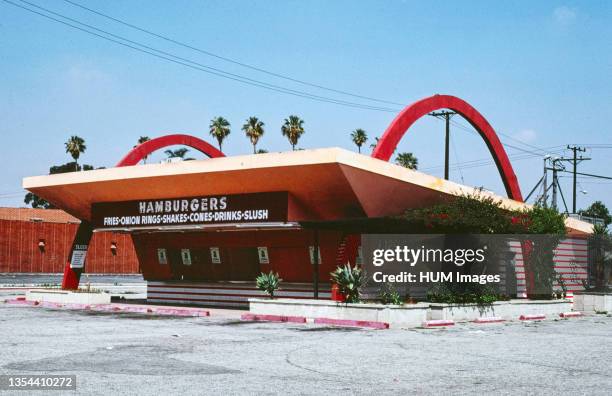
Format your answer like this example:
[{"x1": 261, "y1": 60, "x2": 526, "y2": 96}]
[
  {"x1": 330, "y1": 263, "x2": 366, "y2": 303},
  {"x1": 331, "y1": 283, "x2": 345, "y2": 302},
  {"x1": 256, "y1": 271, "x2": 281, "y2": 298}
]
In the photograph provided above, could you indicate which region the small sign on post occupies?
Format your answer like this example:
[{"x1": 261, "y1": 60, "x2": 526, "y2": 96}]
[{"x1": 69, "y1": 245, "x2": 88, "y2": 269}]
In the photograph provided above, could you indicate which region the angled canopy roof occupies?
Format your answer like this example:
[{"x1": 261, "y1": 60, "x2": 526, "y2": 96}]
[{"x1": 22, "y1": 147, "x2": 592, "y2": 234}]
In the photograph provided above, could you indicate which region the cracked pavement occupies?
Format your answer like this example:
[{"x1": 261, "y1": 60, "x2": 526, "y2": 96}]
[{"x1": 0, "y1": 304, "x2": 610, "y2": 395}]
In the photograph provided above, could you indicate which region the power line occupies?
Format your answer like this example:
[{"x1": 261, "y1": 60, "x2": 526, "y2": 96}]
[
  {"x1": 61, "y1": 0, "x2": 406, "y2": 107},
  {"x1": 419, "y1": 145, "x2": 566, "y2": 172},
  {"x1": 3, "y1": 0, "x2": 400, "y2": 113},
  {"x1": 560, "y1": 170, "x2": 612, "y2": 181},
  {"x1": 445, "y1": 117, "x2": 556, "y2": 156},
  {"x1": 449, "y1": 132, "x2": 465, "y2": 184}
]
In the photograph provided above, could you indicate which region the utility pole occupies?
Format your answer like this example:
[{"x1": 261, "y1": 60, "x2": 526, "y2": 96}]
[
  {"x1": 541, "y1": 156, "x2": 550, "y2": 207},
  {"x1": 429, "y1": 111, "x2": 456, "y2": 180},
  {"x1": 561, "y1": 146, "x2": 590, "y2": 213},
  {"x1": 549, "y1": 159, "x2": 565, "y2": 210}
]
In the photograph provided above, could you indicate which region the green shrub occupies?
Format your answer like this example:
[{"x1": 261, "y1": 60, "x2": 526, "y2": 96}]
[
  {"x1": 426, "y1": 282, "x2": 508, "y2": 305},
  {"x1": 330, "y1": 263, "x2": 366, "y2": 303},
  {"x1": 379, "y1": 283, "x2": 404, "y2": 305},
  {"x1": 256, "y1": 271, "x2": 281, "y2": 298}
]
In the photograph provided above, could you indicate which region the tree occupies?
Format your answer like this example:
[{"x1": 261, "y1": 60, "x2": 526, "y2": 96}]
[
  {"x1": 579, "y1": 201, "x2": 611, "y2": 227},
  {"x1": 588, "y1": 223, "x2": 611, "y2": 291},
  {"x1": 370, "y1": 136, "x2": 380, "y2": 150},
  {"x1": 350, "y1": 128, "x2": 368, "y2": 153},
  {"x1": 256, "y1": 149, "x2": 268, "y2": 154},
  {"x1": 209, "y1": 116, "x2": 231, "y2": 151},
  {"x1": 395, "y1": 152, "x2": 418, "y2": 170},
  {"x1": 24, "y1": 192, "x2": 52, "y2": 209},
  {"x1": 281, "y1": 115, "x2": 305, "y2": 150},
  {"x1": 164, "y1": 148, "x2": 193, "y2": 160},
  {"x1": 136, "y1": 136, "x2": 151, "y2": 164},
  {"x1": 242, "y1": 117, "x2": 265, "y2": 154},
  {"x1": 64, "y1": 135, "x2": 86, "y2": 171},
  {"x1": 50, "y1": 163, "x2": 94, "y2": 173}
]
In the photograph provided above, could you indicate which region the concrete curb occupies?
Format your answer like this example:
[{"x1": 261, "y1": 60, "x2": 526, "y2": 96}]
[
  {"x1": 473, "y1": 317, "x2": 506, "y2": 324},
  {"x1": 313, "y1": 317, "x2": 389, "y2": 329},
  {"x1": 422, "y1": 320, "x2": 455, "y2": 328},
  {"x1": 559, "y1": 312, "x2": 583, "y2": 318},
  {"x1": 4, "y1": 298, "x2": 39, "y2": 306},
  {"x1": 519, "y1": 314, "x2": 546, "y2": 321},
  {"x1": 4, "y1": 298, "x2": 210, "y2": 317},
  {"x1": 241, "y1": 313, "x2": 306, "y2": 323}
]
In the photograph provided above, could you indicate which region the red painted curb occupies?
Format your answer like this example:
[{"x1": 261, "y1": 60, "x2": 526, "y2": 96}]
[
  {"x1": 519, "y1": 314, "x2": 546, "y2": 321},
  {"x1": 3, "y1": 299, "x2": 212, "y2": 317},
  {"x1": 38, "y1": 301, "x2": 64, "y2": 309},
  {"x1": 119, "y1": 306, "x2": 154, "y2": 314},
  {"x1": 241, "y1": 313, "x2": 306, "y2": 323},
  {"x1": 559, "y1": 312, "x2": 583, "y2": 318},
  {"x1": 4, "y1": 299, "x2": 38, "y2": 306},
  {"x1": 90, "y1": 305, "x2": 121, "y2": 312},
  {"x1": 422, "y1": 320, "x2": 455, "y2": 327},
  {"x1": 153, "y1": 307, "x2": 210, "y2": 317},
  {"x1": 313, "y1": 317, "x2": 389, "y2": 329},
  {"x1": 473, "y1": 317, "x2": 506, "y2": 324}
]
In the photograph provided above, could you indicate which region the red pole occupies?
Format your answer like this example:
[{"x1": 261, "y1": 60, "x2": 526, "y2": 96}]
[{"x1": 61, "y1": 221, "x2": 93, "y2": 290}]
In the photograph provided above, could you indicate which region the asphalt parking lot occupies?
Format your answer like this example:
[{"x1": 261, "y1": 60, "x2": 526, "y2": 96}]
[{"x1": 0, "y1": 304, "x2": 610, "y2": 395}]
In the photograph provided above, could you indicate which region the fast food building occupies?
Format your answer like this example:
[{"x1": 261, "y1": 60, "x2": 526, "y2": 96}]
[{"x1": 20, "y1": 95, "x2": 593, "y2": 307}]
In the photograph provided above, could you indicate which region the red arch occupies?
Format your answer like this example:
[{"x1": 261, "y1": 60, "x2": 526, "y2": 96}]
[
  {"x1": 116, "y1": 133, "x2": 225, "y2": 167},
  {"x1": 372, "y1": 95, "x2": 523, "y2": 201}
]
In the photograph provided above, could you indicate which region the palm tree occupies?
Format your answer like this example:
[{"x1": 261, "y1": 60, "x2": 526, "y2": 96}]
[
  {"x1": 350, "y1": 129, "x2": 368, "y2": 153},
  {"x1": 242, "y1": 117, "x2": 265, "y2": 154},
  {"x1": 395, "y1": 152, "x2": 418, "y2": 170},
  {"x1": 370, "y1": 136, "x2": 380, "y2": 151},
  {"x1": 64, "y1": 135, "x2": 86, "y2": 171},
  {"x1": 164, "y1": 148, "x2": 192, "y2": 159},
  {"x1": 281, "y1": 115, "x2": 305, "y2": 150},
  {"x1": 209, "y1": 116, "x2": 231, "y2": 151},
  {"x1": 136, "y1": 136, "x2": 150, "y2": 163}
]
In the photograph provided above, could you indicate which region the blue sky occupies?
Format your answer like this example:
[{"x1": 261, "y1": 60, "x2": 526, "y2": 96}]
[{"x1": 1, "y1": 0, "x2": 611, "y2": 211}]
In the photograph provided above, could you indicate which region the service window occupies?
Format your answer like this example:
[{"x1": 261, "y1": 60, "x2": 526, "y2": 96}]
[
  {"x1": 257, "y1": 247, "x2": 269, "y2": 264},
  {"x1": 181, "y1": 249, "x2": 192, "y2": 266},
  {"x1": 210, "y1": 247, "x2": 221, "y2": 264},
  {"x1": 157, "y1": 248, "x2": 168, "y2": 265}
]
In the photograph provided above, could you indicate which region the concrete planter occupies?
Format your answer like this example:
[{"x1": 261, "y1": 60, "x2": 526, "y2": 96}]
[
  {"x1": 249, "y1": 298, "x2": 430, "y2": 328},
  {"x1": 573, "y1": 292, "x2": 612, "y2": 313},
  {"x1": 248, "y1": 298, "x2": 574, "y2": 327},
  {"x1": 26, "y1": 289, "x2": 111, "y2": 305},
  {"x1": 428, "y1": 299, "x2": 573, "y2": 321}
]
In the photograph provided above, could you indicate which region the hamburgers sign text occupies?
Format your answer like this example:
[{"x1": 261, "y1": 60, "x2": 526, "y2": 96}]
[{"x1": 91, "y1": 191, "x2": 288, "y2": 229}]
